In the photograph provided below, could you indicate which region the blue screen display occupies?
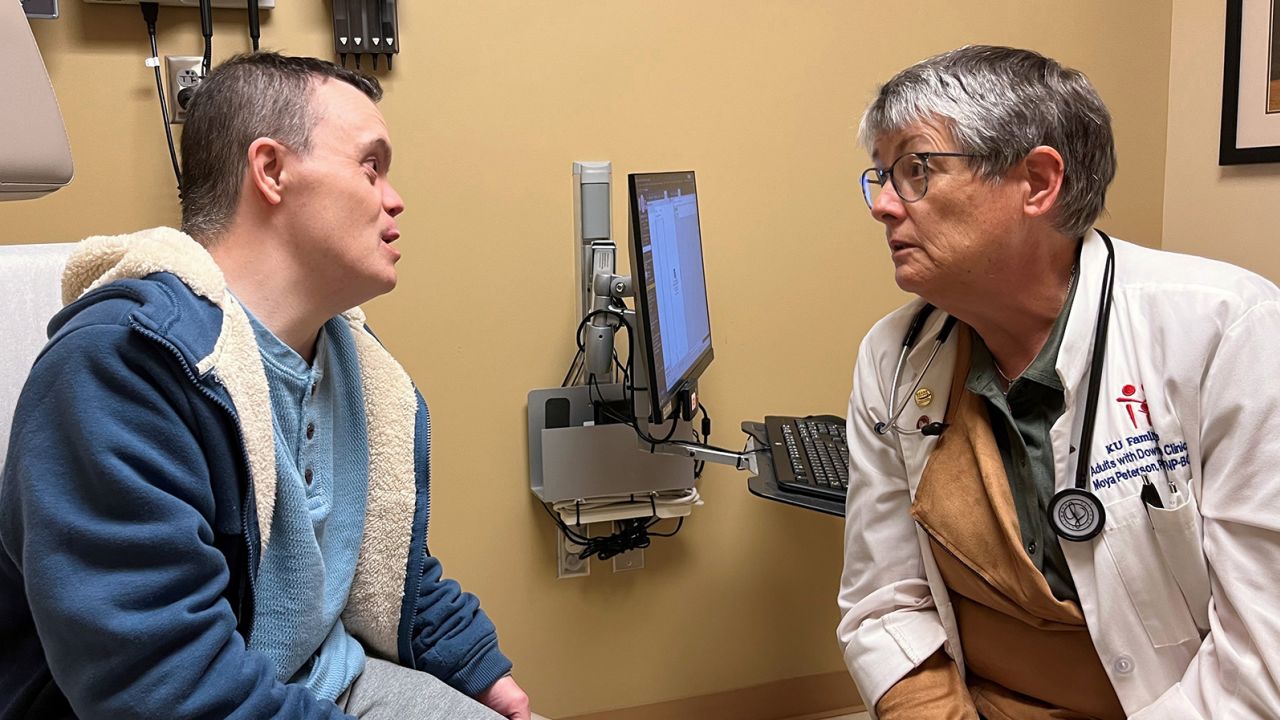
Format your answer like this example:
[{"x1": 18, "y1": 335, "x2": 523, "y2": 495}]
[{"x1": 631, "y1": 172, "x2": 713, "y2": 415}]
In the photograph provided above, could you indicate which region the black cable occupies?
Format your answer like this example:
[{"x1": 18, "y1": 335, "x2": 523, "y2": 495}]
[
  {"x1": 140, "y1": 3, "x2": 182, "y2": 193},
  {"x1": 538, "y1": 501, "x2": 592, "y2": 545},
  {"x1": 693, "y1": 401, "x2": 711, "y2": 478},
  {"x1": 540, "y1": 501, "x2": 684, "y2": 561},
  {"x1": 742, "y1": 427, "x2": 769, "y2": 448},
  {"x1": 248, "y1": 0, "x2": 261, "y2": 51},
  {"x1": 646, "y1": 516, "x2": 684, "y2": 537},
  {"x1": 198, "y1": 0, "x2": 213, "y2": 76},
  {"x1": 561, "y1": 349, "x2": 583, "y2": 387},
  {"x1": 575, "y1": 305, "x2": 722, "y2": 451},
  {"x1": 579, "y1": 518, "x2": 653, "y2": 560},
  {"x1": 590, "y1": 373, "x2": 678, "y2": 445}
]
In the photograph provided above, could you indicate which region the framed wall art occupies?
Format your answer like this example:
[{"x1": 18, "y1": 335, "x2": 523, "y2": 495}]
[{"x1": 1221, "y1": 0, "x2": 1280, "y2": 164}]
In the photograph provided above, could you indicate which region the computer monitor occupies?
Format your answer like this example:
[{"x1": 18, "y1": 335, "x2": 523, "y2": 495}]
[{"x1": 628, "y1": 171, "x2": 714, "y2": 424}]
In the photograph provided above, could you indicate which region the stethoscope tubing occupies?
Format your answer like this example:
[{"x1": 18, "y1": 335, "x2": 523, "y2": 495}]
[
  {"x1": 1071, "y1": 230, "x2": 1116, "y2": 491},
  {"x1": 872, "y1": 231, "x2": 1117, "y2": 475},
  {"x1": 874, "y1": 311, "x2": 958, "y2": 436}
]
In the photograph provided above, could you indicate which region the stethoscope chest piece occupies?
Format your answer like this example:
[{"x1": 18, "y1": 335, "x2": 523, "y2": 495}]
[{"x1": 1049, "y1": 488, "x2": 1106, "y2": 542}]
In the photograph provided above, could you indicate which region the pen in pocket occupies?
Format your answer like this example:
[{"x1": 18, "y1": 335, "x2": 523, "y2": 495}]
[{"x1": 1141, "y1": 474, "x2": 1164, "y2": 509}]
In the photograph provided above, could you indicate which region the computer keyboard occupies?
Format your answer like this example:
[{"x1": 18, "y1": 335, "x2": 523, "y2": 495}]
[{"x1": 764, "y1": 414, "x2": 849, "y2": 502}]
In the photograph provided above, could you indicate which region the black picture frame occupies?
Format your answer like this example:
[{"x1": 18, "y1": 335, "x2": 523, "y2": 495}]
[{"x1": 1220, "y1": 0, "x2": 1280, "y2": 164}]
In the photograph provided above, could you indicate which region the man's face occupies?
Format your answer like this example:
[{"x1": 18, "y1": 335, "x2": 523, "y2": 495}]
[
  {"x1": 867, "y1": 121, "x2": 1024, "y2": 301},
  {"x1": 281, "y1": 79, "x2": 404, "y2": 309}
]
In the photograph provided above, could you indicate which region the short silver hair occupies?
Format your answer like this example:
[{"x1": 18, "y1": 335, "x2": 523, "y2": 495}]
[{"x1": 859, "y1": 45, "x2": 1116, "y2": 240}]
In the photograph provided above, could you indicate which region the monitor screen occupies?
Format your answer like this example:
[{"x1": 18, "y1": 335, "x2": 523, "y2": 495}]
[{"x1": 628, "y1": 171, "x2": 714, "y2": 423}]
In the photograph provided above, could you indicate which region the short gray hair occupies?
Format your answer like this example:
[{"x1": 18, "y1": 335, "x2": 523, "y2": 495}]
[
  {"x1": 859, "y1": 45, "x2": 1116, "y2": 240},
  {"x1": 179, "y1": 52, "x2": 383, "y2": 243}
]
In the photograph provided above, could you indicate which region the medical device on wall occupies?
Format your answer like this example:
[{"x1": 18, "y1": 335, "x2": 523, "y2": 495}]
[
  {"x1": 529, "y1": 163, "x2": 701, "y2": 512},
  {"x1": 84, "y1": 0, "x2": 275, "y2": 8},
  {"x1": 528, "y1": 165, "x2": 758, "y2": 578},
  {"x1": 1, "y1": 0, "x2": 73, "y2": 200},
  {"x1": 22, "y1": 0, "x2": 60, "y2": 19},
  {"x1": 330, "y1": 0, "x2": 398, "y2": 70}
]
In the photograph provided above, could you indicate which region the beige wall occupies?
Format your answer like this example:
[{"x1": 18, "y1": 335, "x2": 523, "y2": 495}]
[
  {"x1": 3, "y1": 2, "x2": 1172, "y2": 716},
  {"x1": 1164, "y1": 0, "x2": 1280, "y2": 283}
]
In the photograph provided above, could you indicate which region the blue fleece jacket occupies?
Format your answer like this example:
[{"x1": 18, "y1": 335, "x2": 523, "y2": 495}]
[{"x1": 0, "y1": 229, "x2": 511, "y2": 720}]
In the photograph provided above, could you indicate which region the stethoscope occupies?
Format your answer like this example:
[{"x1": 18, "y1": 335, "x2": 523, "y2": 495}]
[{"x1": 872, "y1": 230, "x2": 1117, "y2": 542}]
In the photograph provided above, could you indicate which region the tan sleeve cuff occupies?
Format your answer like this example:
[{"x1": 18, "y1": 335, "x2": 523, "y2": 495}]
[{"x1": 875, "y1": 649, "x2": 979, "y2": 720}]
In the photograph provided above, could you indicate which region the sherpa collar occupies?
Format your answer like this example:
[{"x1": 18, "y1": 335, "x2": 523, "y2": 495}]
[{"x1": 63, "y1": 227, "x2": 419, "y2": 659}]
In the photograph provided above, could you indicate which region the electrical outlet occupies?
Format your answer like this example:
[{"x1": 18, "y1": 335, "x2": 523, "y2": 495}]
[
  {"x1": 556, "y1": 524, "x2": 590, "y2": 579},
  {"x1": 166, "y1": 56, "x2": 204, "y2": 124}
]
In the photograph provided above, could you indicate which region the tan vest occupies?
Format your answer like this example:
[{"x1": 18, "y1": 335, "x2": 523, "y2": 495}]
[{"x1": 911, "y1": 329, "x2": 1125, "y2": 720}]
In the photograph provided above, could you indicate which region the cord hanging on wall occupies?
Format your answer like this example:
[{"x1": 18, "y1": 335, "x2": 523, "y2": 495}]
[{"x1": 331, "y1": 0, "x2": 396, "y2": 71}]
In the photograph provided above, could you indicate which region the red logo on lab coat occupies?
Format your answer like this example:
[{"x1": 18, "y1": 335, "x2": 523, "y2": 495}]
[{"x1": 1116, "y1": 384, "x2": 1150, "y2": 428}]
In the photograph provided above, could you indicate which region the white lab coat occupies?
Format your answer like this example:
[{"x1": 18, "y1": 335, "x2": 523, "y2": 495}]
[{"x1": 837, "y1": 230, "x2": 1280, "y2": 719}]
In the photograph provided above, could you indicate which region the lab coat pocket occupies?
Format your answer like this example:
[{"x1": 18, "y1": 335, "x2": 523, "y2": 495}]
[
  {"x1": 1146, "y1": 495, "x2": 1211, "y2": 634},
  {"x1": 1101, "y1": 496, "x2": 1201, "y2": 648}
]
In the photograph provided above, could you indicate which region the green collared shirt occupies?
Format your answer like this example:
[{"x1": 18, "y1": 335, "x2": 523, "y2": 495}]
[{"x1": 965, "y1": 267, "x2": 1080, "y2": 604}]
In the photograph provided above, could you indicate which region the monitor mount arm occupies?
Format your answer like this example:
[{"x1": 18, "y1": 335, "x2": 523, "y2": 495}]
[
  {"x1": 582, "y1": 271, "x2": 632, "y2": 380},
  {"x1": 646, "y1": 437, "x2": 758, "y2": 473},
  {"x1": 585, "y1": 272, "x2": 756, "y2": 474}
]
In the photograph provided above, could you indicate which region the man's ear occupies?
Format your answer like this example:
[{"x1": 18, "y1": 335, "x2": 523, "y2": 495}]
[
  {"x1": 246, "y1": 137, "x2": 288, "y2": 206},
  {"x1": 1022, "y1": 145, "x2": 1065, "y2": 220}
]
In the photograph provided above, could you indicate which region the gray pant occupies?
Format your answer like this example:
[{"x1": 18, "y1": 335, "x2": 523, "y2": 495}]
[{"x1": 336, "y1": 657, "x2": 504, "y2": 720}]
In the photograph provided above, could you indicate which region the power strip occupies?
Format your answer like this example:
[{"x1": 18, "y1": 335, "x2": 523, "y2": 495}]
[
  {"x1": 553, "y1": 499, "x2": 695, "y2": 527},
  {"x1": 84, "y1": 0, "x2": 276, "y2": 8}
]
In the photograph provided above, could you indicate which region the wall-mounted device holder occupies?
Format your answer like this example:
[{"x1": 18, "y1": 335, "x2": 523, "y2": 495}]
[
  {"x1": 330, "y1": 0, "x2": 397, "y2": 71},
  {"x1": 528, "y1": 383, "x2": 696, "y2": 505},
  {"x1": 22, "y1": 0, "x2": 60, "y2": 19},
  {"x1": 527, "y1": 162, "x2": 756, "y2": 578},
  {"x1": 84, "y1": 0, "x2": 275, "y2": 8}
]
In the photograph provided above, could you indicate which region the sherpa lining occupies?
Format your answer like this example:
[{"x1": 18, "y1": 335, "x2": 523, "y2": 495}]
[
  {"x1": 62, "y1": 228, "x2": 273, "y2": 552},
  {"x1": 62, "y1": 227, "x2": 418, "y2": 660},
  {"x1": 339, "y1": 307, "x2": 419, "y2": 660}
]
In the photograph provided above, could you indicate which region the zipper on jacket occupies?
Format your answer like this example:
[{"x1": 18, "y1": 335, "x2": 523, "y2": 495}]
[
  {"x1": 404, "y1": 399, "x2": 432, "y2": 669},
  {"x1": 129, "y1": 321, "x2": 260, "y2": 605}
]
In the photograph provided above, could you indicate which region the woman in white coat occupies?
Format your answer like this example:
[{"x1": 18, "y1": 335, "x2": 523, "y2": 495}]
[{"x1": 837, "y1": 45, "x2": 1280, "y2": 719}]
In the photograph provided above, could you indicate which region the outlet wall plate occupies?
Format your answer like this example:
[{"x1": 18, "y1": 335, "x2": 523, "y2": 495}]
[
  {"x1": 165, "y1": 55, "x2": 203, "y2": 124},
  {"x1": 556, "y1": 526, "x2": 590, "y2": 579},
  {"x1": 612, "y1": 547, "x2": 644, "y2": 573}
]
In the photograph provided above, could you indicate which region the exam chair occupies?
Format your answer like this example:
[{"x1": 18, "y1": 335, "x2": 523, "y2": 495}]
[{"x1": 0, "y1": 243, "x2": 76, "y2": 481}]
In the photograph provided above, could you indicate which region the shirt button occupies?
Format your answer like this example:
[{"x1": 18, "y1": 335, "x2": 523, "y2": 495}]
[
  {"x1": 310, "y1": 382, "x2": 318, "y2": 397},
  {"x1": 306, "y1": 423, "x2": 315, "y2": 440},
  {"x1": 304, "y1": 468, "x2": 313, "y2": 485},
  {"x1": 1113, "y1": 655, "x2": 1134, "y2": 675},
  {"x1": 1027, "y1": 541, "x2": 1037, "y2": 554}
]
